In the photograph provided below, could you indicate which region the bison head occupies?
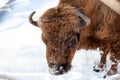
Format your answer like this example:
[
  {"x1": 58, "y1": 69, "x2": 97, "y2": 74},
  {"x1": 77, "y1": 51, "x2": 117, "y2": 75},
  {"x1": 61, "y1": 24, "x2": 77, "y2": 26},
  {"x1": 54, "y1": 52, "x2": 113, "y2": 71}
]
[{"x1": 29, "y1": 4, "x2": 90, "y2": 75}]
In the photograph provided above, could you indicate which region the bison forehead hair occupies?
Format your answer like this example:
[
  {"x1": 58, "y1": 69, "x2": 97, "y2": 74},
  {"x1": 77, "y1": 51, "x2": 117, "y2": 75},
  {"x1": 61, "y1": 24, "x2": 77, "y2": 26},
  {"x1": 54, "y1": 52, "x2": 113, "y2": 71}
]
[{"x1": 40, "y1": 4, "x2": 84, "y2": 43}]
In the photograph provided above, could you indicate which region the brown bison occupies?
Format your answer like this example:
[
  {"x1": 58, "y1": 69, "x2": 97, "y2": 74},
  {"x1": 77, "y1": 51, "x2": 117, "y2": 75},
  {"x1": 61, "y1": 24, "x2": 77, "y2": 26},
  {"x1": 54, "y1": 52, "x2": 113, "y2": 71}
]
[
  {"x1": 29, "y1": 0, "x2": 120, "y2": 78},
  {"x1": 29, "y1": 3, "x2": 90, "y2": 75}
]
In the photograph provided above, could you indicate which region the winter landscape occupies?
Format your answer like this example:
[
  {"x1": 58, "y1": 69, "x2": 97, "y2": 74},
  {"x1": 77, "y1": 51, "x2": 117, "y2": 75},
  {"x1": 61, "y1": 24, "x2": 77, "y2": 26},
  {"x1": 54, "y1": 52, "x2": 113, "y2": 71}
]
[{"x1": 0, "y1": 0, "x2": 120, "y2": 80}]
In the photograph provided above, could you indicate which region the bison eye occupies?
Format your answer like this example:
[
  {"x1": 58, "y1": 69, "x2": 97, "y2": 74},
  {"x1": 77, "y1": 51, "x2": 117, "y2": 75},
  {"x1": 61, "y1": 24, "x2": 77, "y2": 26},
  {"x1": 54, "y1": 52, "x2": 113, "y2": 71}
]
[{"x1": 67, "y1": 39, "x2": 76, "y2": 47}]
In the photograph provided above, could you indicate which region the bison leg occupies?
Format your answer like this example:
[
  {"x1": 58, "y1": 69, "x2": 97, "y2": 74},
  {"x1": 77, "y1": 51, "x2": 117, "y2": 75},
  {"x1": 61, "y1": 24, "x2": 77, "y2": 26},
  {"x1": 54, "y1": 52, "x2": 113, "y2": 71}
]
[
  {"x1": 103, "y1": 51, "x2": 119, "y2": 78},
  {"x1": 93, "y1": 49, "x2": 109, "y2": 72},
  {"x1": 103, "y1": 63, "x2": 118, "y2": 78}
]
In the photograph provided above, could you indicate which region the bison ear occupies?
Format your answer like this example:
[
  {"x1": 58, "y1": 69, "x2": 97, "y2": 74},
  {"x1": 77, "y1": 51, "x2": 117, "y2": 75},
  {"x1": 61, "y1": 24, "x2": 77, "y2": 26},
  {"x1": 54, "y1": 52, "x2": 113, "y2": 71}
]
[{"x1": 75, "y1": 11, "x2": 91, "y2": 27}]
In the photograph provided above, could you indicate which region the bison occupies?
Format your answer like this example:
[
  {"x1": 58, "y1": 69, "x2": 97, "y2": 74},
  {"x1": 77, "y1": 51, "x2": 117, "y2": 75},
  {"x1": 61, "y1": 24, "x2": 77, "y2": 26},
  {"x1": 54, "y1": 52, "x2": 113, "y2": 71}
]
[
  {"x1": 29, "y1": 3, "x2": 90, "y2": 75},
  {"x1": 29, "y1": 0, "x2": 120, "y2": 78}
]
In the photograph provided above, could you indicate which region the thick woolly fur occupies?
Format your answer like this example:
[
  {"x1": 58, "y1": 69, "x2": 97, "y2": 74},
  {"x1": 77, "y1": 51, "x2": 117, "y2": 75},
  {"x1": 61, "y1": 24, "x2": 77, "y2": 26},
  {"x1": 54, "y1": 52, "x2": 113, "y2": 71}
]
[
  {"x1": 29, "y1": 0, "x2": 120, "y2": 77},
  {"x1": 60, "y1": 0, "x2": 120, "y2": 77}
]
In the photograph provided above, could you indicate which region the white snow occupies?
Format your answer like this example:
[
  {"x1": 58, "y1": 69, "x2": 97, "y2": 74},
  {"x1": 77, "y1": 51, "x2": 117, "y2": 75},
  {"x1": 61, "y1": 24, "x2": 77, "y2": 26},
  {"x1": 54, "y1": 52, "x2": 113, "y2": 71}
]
[
  {"x1": 0, "y1": 0, "x2": 120, "y2": 80},
  {"x1": 0, "y1": 0, "x2": 9, "y2": 8}
]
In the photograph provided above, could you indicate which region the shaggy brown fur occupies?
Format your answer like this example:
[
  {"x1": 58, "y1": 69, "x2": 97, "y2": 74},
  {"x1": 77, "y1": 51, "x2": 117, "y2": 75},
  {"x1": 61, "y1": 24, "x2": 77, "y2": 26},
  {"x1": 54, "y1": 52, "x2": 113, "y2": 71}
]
[
  {"x1": 29, "y1": 3, "x2": 90, "y2": 75},
  {"x1": 29, "y1": 0, "x2": 120, "y2": 77},
  {"x1": 60, "y1": 0, "x2": 120, "y2": 77}
]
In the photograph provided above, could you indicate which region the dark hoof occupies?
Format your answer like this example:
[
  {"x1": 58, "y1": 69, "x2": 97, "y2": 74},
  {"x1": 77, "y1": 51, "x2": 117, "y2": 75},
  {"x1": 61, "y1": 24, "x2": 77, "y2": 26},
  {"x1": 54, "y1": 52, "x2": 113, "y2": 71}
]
[
  {"x1": 93, "y1": 66, "x2": 100, "y2": 72},
  {"x1": 103, "y1": 75, "x2": 107, "y2": 78}
]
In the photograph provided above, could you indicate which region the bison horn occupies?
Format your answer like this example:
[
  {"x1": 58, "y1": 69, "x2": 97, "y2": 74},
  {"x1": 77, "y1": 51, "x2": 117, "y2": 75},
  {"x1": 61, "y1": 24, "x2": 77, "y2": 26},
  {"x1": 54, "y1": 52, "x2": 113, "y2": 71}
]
[
  {"x1": 29, "y1": 11, "x2": 38, "y2": 27},
  {"x1": 75, "y1": 11, "x2": 91, "y2": 27},
  {"x1": 29, "y1": 11, "x2": 50, "y2": 27}
]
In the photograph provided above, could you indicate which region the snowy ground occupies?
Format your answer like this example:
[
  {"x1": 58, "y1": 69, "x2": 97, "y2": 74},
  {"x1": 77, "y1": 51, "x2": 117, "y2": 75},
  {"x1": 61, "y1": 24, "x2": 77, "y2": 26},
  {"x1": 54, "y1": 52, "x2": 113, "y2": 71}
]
[{"x1": 0, "y1": 0, "x2": 120, "y2": 80}]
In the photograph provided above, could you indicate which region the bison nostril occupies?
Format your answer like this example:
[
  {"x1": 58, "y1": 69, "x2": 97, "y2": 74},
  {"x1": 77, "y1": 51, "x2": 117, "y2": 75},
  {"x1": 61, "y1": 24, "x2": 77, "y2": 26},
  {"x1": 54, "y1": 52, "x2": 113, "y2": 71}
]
[
  {"x1": 56, "y1": 65, "x2": 64, "y2": 72},
  {"x1": 59, "y1": 64, "x2": 66, "y2": 70}
]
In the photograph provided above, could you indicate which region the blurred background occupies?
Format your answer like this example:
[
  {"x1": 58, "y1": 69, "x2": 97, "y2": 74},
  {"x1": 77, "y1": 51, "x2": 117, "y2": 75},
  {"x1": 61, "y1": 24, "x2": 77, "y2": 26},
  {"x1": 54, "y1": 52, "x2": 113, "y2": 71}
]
[
  {"x1": 0, "y1": 0, "x2": 60, "y2": 80},
  {"x1": 0, "y1": 0, "x2": 59, "y2": 48}
]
